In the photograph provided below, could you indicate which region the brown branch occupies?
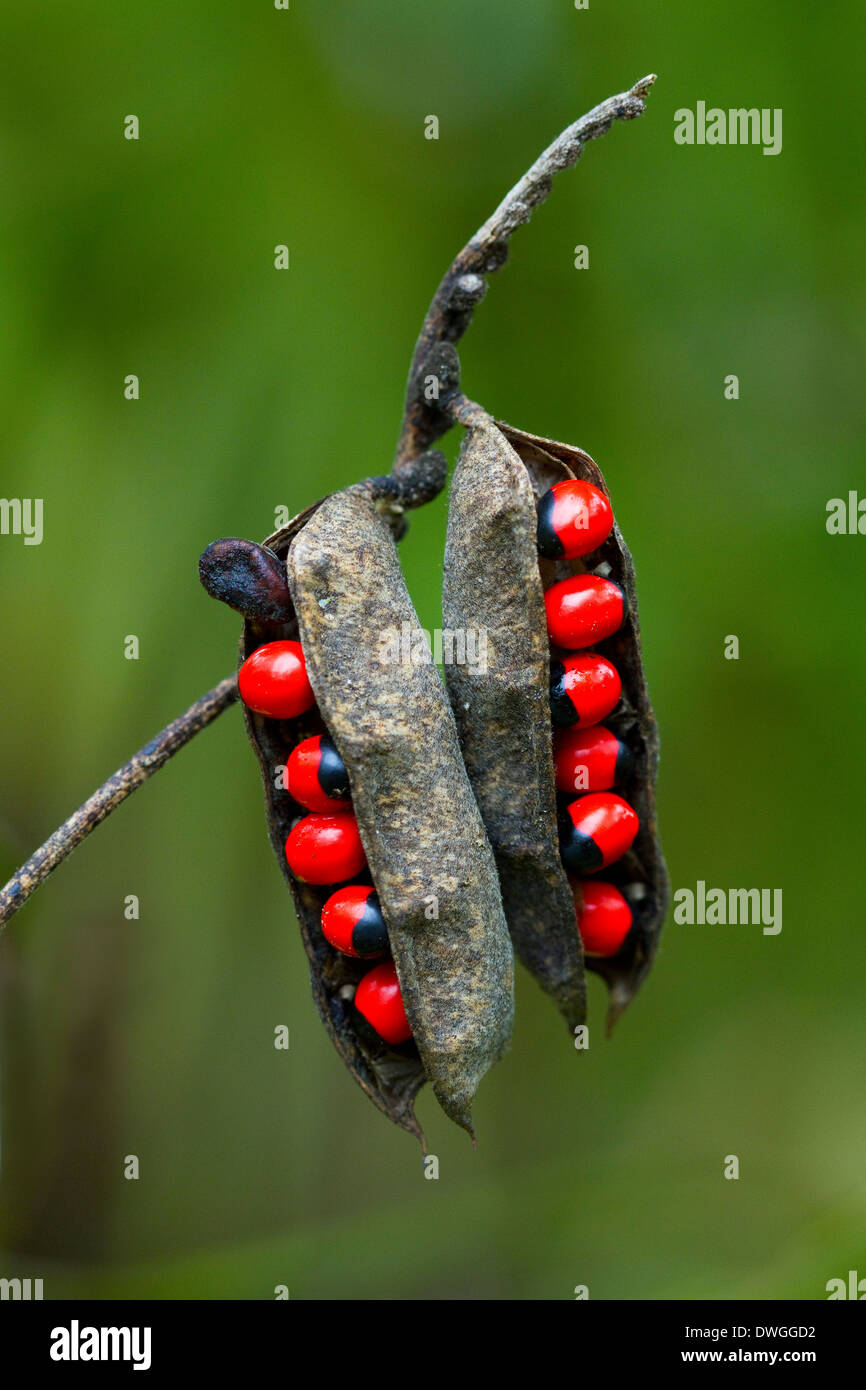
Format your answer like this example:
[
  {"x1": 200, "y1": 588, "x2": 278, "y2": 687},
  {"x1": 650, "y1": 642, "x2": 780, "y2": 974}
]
[
  {"x1": 0, "y1": 675, "x2": 238, "y2": 929},
  {"x1": 394, "y1": 74, "x2": 656, "y2": 471}
]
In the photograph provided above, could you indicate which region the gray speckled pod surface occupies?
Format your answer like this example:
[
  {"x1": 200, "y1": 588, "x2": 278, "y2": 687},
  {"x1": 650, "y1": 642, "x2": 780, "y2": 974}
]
[
  {"x1": 288, "y1": 485, "x2": 514, "y2": 1136},
  {"x1": 443, "y1": 423, "x2": 586, "y2": 1032}
]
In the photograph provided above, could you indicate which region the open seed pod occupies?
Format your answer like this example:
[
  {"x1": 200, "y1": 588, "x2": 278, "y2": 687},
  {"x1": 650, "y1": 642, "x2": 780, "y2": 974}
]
[
  {"x1": 200, "y1": 468, "x2": 513, "y2": 1143},
  {"x1": 443, "y1": 419, "x2": 668, "y2": 1031}
]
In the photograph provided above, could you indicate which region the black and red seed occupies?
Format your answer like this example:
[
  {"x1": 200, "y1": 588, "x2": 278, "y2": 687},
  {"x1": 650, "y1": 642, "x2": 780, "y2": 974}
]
[
  {"x1": 549, "y1": 653, "x2": 621, "y2": 728},
  {"x1": 321, "y1": 885, "x2": 388, "y2": 958},
  {"x1": 287, "y1": 733, "x2": 351, "y2": 812},
  {"x1": 535, "y1": 476, "x2": 641, "y2": 908},
  {"x1": 553, "y1": 724, "x2": 633, "y2": 794},
  {"x1": 537, "y1": 479, "x2": 614, "y2": 560},
  {"x1": 558, "y1": 792, "x2": 639, "y2": 874}
]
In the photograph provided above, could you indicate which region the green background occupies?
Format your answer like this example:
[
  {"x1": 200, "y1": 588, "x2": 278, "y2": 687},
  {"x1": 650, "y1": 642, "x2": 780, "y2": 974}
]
[{"x1": 1, "y1": 0, "x2": 864, "y2": 1300}]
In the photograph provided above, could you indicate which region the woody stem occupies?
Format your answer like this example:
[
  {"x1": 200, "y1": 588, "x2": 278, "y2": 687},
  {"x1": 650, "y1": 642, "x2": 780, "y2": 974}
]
[{"x1": 394, "y1": 74, "x2": 656, "y2": 471}]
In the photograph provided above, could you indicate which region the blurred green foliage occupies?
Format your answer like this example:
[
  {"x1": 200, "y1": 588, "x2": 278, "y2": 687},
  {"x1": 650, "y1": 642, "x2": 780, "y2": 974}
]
[{"x1": 1, "y1": 0, "x2": 864, "y2": 1299}]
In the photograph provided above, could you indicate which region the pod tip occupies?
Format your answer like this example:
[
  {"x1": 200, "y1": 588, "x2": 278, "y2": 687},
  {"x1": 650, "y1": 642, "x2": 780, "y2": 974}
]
[{"x1": 199, "y1": 537, "x2": 292, "y2": 623}]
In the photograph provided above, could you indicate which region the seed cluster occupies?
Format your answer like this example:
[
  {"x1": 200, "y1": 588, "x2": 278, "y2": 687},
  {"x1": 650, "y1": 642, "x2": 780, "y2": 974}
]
[
  {"x1": 501, "y1": 421, "x2": 669, "y2": 1026},
  {"x1": 442, "y1": 420, "x2": 668, "y2": 1036},
  {"x1": 237, "y1": 638, "x2": 413, "y2": 1046},
  {"x1": 537, "y1": 479, "x2": 640, "y2": 960}
]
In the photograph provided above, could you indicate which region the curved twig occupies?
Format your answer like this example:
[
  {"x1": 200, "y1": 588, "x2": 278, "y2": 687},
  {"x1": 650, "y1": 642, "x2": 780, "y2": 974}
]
[
  {"x1": 394, "y1": 74, "x2": 656, "y2": 470},
  {"x1": 0, "y1": 676, "x2": 238, "y2": 929}
]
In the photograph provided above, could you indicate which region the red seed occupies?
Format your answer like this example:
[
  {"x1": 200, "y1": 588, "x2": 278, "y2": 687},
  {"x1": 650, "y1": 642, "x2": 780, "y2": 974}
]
[
  {"x1": 354, "y1": 961, "x2": 412, "y2": 1044},
  {"x1": 320, "y1": 885, "x2": 388, "y2": 959},
  {"x1": 285, "y1": 812, "x2": 367, "y2": 885},
  {"x1": 286, "y1": 734, "x2": 351, "y2": 813},
  {"x1": 544, "y1": 574, "x2": 626, "y2": 650},
  {"x1": 238, "y1": 640, "x2": 315, "y2": 720},
  {"x1": 537, "y1": 479, "x2": 614, "y2": 559},
  {"x1": 573, "y1": 880, "x2": 633, "y2": 957},
  {"x1": 559, "y1": 792, "x2": 639, "y2": 873},
  {"x1": 553, "y1": 724, "x2": 632, "y2": 793},
  {"x1": 550, "y1": 653, "x2": 621, "y2": 727}
]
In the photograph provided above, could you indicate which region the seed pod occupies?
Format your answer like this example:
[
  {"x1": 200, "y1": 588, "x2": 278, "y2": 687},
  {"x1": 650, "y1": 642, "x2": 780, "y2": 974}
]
[
  {"x1": 201, "y1": 465, "x2": 513, "y2": 1142},
  {"x1": 288, "y1": 484, "x2": 513, "y2": 1135},
  {"x1": 442, "y1": 422, "x2": 586, "y2": 1030},
  {"x1": 442, "y1": 419, "x2": 668, "y2": 1031}
]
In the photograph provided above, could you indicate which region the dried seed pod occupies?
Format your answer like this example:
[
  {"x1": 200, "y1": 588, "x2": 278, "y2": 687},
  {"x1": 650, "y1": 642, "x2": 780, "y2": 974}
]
[
  {"x1": 198, "y1": 536, "x2": 292, "y2": 624},
  {"x1": 201, "y1": 465, "x2": 513, "y2": 1142},
  {"x1": 288, "y1": 485, "x2": 513, "y2": 1134},
  {"x1": 443, "y1": 419, "x2": 668, "y2": 1031},
  {"x1": 442, "y1": 422, "x2": 586, "y2": 1031}
]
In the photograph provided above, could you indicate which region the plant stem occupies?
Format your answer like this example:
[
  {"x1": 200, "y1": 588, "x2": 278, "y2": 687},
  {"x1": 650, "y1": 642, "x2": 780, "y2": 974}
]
[
  {"x1": 0, "y1": 676, "x2": 238, "y2": 929},
  {"x1": 394, "y1": 74, "x2": 656, "y2": 470}
]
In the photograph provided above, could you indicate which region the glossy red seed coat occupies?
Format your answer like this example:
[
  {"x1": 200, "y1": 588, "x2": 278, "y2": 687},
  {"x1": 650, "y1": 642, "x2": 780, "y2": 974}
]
[
  {"x1": 544, "y1": 574, "x2": 625, "y2": 650},
  {"x1": 573, "y1": 880, "x2": 633, "y2": 957},
  {"x1": 548, "y1": 480, "x2": 614, "y2": 558},
  {"x1": 284, "y1": 812, "x2": 367, "y2": 885},
  {"x1": 554, "y1": 725, "x2": 622, "y2": 793},
  {"x1": 553, "y1": 654, "x2": 621, "y2": 727},
  {"x1": 238, "y1": 640, "x2": 315, "y2": 720},
  {"x1": 320, "y1": 885, "x2": 385, "y2": 959},
  {"x1": 354, "y1": 961, "x2": 412, "y2": 1044},
  {"x1": 287, "y1": 734, "x2": 351, "y2": 812},
  {"x1": 563, "y1": 792, "x2": 638, "y2": 870}
]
